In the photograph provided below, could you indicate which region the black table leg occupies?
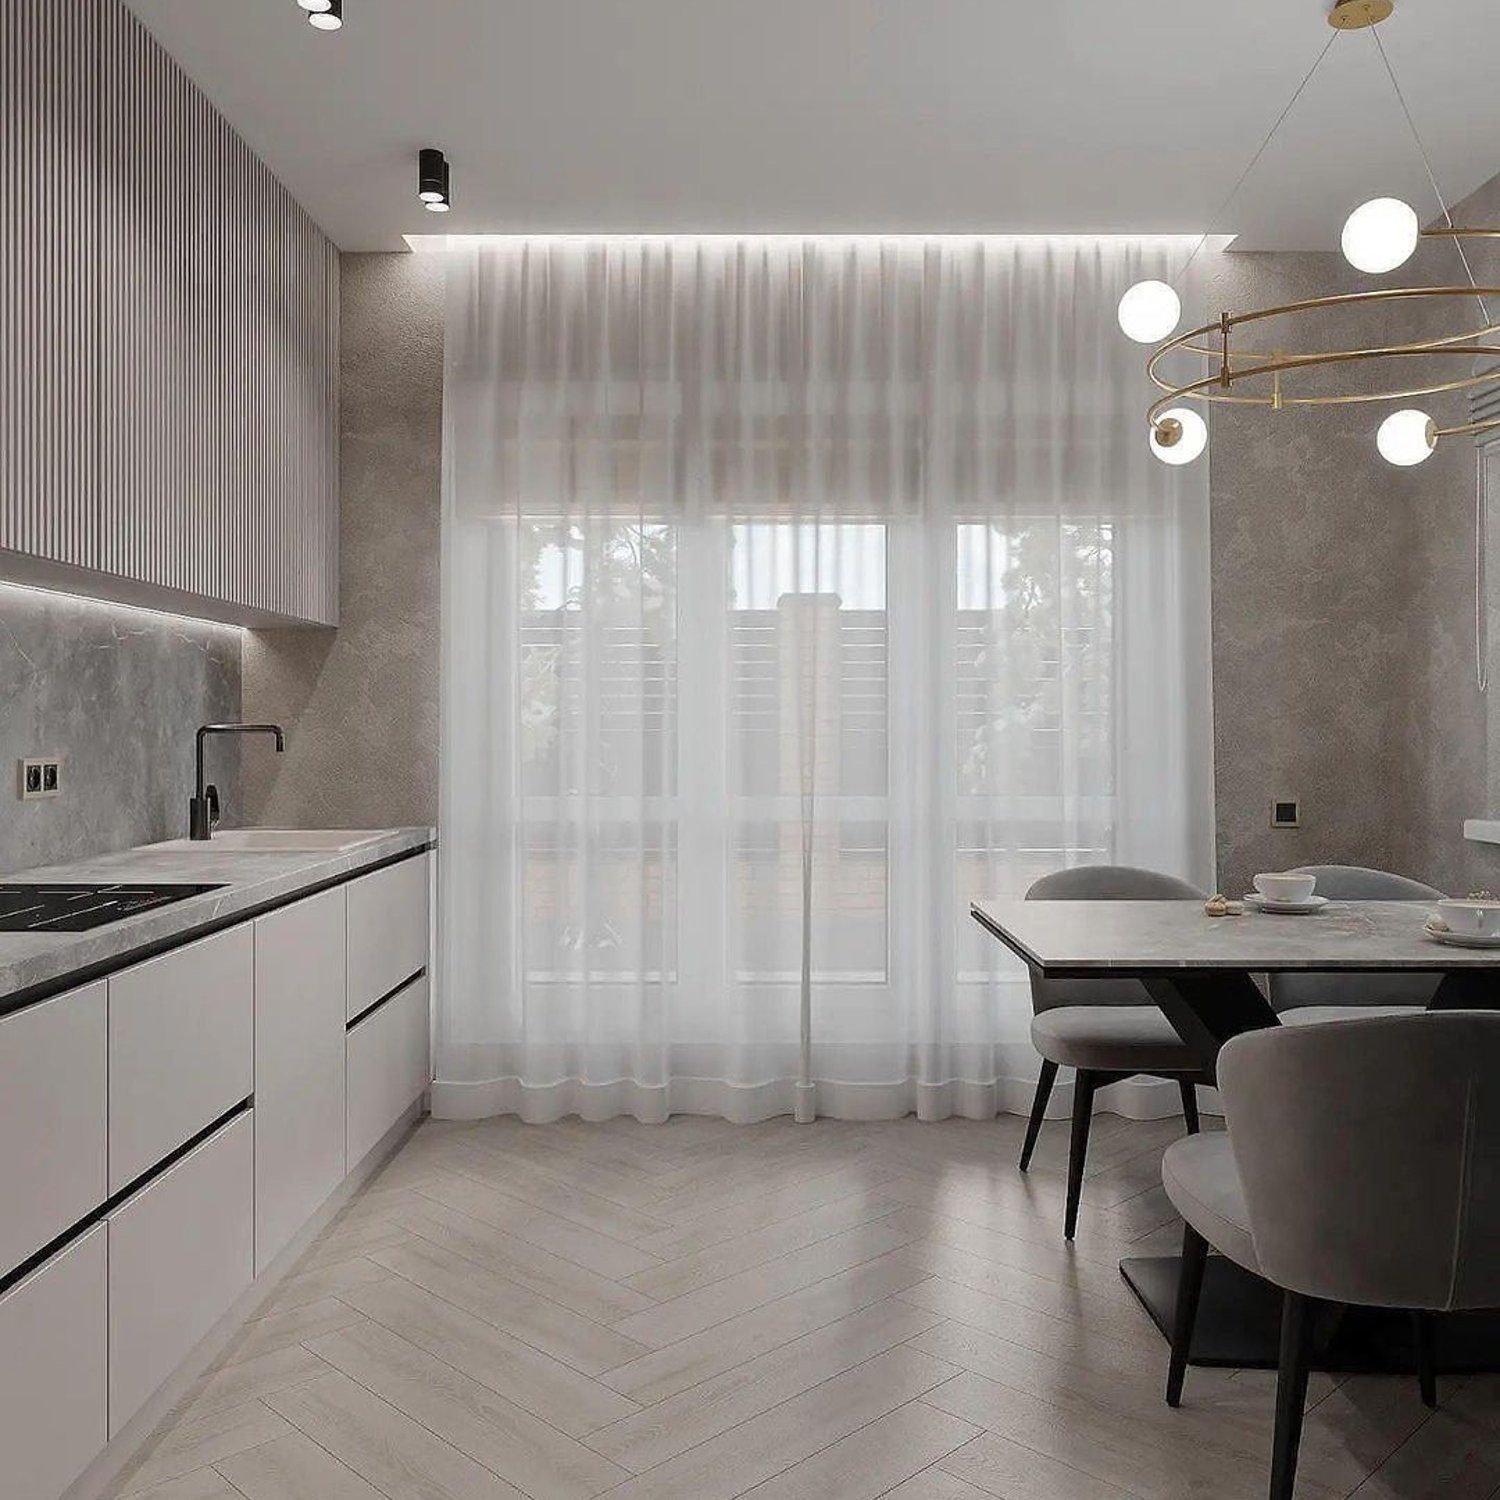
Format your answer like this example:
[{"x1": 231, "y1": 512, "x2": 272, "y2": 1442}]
[
  {"x1": 1429, "y1": 970, "x2": 1500, "y2": 1010},
  {"x1": 1141, "y1": 969, "x2": 1280, "y2": 1078}
]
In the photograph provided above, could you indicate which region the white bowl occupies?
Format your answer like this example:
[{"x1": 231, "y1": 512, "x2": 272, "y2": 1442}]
[
  {"x1": 1253, "y1": 871, "x2": 1317, "y2": 905},
  {"x1": 1436, "y1": 898, "x2": 1500, "y2": 938}
]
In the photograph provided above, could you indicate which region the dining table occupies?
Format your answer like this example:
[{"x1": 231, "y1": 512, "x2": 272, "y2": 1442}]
[{"x1": 970, "y1": 894, "x2": 1500, "y2": 1374}]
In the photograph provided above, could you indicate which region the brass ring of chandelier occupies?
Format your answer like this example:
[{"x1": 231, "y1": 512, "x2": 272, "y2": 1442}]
[{"x1": 1146, "y1": 285, "x2": 1500, "y2": 454}]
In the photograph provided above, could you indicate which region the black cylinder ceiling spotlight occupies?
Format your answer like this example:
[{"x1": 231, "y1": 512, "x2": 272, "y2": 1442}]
[
  {"x1": 299, "y1": 0, "x2": 343, "y2": 31},
  {"x1": 418, "y1": 148, "x2": 452, "y2": 214}
]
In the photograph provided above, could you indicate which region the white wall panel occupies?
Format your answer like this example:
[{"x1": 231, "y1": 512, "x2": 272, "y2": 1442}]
[{"x1": 0, "y1": 0, "x2": 339, "y2": 626}]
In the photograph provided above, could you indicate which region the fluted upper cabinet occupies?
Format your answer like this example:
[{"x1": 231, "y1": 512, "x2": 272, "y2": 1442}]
[{"x1": 1, "y1": 0, "x2": 339, "y2": 627}]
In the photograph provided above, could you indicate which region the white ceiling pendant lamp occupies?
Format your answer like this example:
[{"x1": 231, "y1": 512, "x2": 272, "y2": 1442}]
[
  {"x1": 1118, "y1": 280, "x2": 1182, "y2": 345},
  {"x1": 1376, "y1": 408, "x2": 1437, "y2": 466},
  {"x1": 1130, "y1": 0, "x2": 1500, "y2": 473},
  {"x1": 1149, "y1": 408, "x2": 1208, "y2": 466},
  {"x1": 1341, "y1": 197, "x2": 1420, "y2": 274}
]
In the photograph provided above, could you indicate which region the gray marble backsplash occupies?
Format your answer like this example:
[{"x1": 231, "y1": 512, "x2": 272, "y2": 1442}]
[{"x1": 0, "y1": 585, "x2": 243, "y2": 873}]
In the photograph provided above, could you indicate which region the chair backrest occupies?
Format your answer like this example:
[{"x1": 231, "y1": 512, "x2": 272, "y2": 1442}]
[
  {"x1": 1024, "y1": 865, "x2": 1203, "y2": 1013},
  {"x1": 1268, "y1": 865, "x2": 1445, "y2": 1012},
  {"x1": 1218, "y1": 1013, "x2": 1500, "y2": 1311}
]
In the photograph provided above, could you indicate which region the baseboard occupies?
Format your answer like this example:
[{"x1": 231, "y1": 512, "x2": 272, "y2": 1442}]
[{"x1": 64, "y1": 1100, "x2": 425, "y2": 1500}]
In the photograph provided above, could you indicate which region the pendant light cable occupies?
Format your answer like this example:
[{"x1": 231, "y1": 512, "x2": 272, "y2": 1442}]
[
  {"x1": 1173, "y1": 29, "x2": 1342, "y2": 289},
  {"x1": 1370, "y1": 26, "x2": 1490, "y2": 324}
]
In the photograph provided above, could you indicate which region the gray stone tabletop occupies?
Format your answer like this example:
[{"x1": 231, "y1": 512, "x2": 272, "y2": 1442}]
[
  {"x1": 1, "y1": 828, "x2": 434, "y2": 1008},
  {"x1": 970, "y1": 898, "x2": 1499, "y2": 973}
]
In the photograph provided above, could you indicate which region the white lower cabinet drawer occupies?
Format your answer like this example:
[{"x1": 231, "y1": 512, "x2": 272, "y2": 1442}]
[
  {"x1": 347, "y1": 974, "x2": 430, "y2": 1167},
  {"x1": 0, "y1": 1224, "x2": 107, "y2": 1500},
  {"x1": 107, "y1": 1111, "x2": 254, "y2": 1436},
  {"x1": 0, "y1": 981, "x2": 107, "y2": 1277},
  {"x1": 346, "y1": 853, "x2": 429, "y2": 1020},
  {"x1": 109, "y1": 925, "x2": 254, "y2": 1192}
]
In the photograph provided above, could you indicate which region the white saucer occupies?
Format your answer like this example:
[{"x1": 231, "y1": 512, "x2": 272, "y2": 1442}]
[
  {"x1": 1243, "y1": 893, "x2": 1329, "y2": 915},
  {"x1": 1424, "y1": 919, "x2": 1500, "y2": 949}
]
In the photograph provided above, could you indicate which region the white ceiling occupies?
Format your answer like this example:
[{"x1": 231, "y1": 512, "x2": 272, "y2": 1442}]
[{"x1": 125, "y1": 0, "x2": 1500, "y2": 252}]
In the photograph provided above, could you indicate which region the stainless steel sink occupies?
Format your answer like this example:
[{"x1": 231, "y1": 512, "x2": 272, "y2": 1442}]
[{"x1": 158, "y1": 829, "x2": 388, "y2": 853}]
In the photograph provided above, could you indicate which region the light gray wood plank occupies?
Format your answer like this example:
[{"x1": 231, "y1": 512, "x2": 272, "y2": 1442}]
[
  {"x1": 340, "y1": 1274, "x2": 639, "y2": 1437},
  {"x1": 940, "y1": 1430, "x2": 1149, "y2": 1499},
  {"x1": 586, "y1": 1296, "x2": 942, "y2": 1472},
  {"x1": 115, "y1": 1400, "x2": 289, "y2": 1496},
  {"x1": 411, "y1": 1169, "x2": 663, "y2": 1279},
  {"x1": 600, "y1": 1346, "x2": 959, "y2": 1500},
  {"x1": 610, "y1": 1214, "x2": 927, "y2": 1348},
  {"x1": 307, "y1": 1317, "x2": 628, "y2": 1500},
  {"x1": 217, "y1": 1297, "x2": 367, "y2": 1368},
  {"x1": 265, "y1": 1370, "x2": 525, "y2": 1500},
  {"x1": 370, "y1": 1236, "x2": 649, "y2": 1376},
  {"x1": 389, "y1": 1198, "x2": 654, "y2": 1322},
  {"x1": 216, "y1": 1430, "x2": 387, "y2": 1500},
  {"x1": 601, "y1": 1253, "x2": 931, "y2": 1404},
  {"x1": 738, "y1": 1399, "x2": 979, "y2": 1499}
]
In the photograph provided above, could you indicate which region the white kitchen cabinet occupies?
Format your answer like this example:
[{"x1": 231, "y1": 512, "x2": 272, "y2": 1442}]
[
  {"x1": 346, "y1": 853, "x2": 429, "y2": 1020},
  {"x1": 107, "y1": 1110, "x2": 253, "y2": 1436},
  {"x1": 108, "y1": 925, "x2": 254, "y2": 1192},
  {"x1": 0, "y1": 1224, "x2": 107, "y2": 1500},
  {"x1": 254, "y1": 886, "x2": 347, "y2": 1272},
  {"x1": 347, "y1": 974, "x2": 430, "y2": 1168},
  {"x1": 0, "y1": 982, "x2": 107, "y2": 1276}
]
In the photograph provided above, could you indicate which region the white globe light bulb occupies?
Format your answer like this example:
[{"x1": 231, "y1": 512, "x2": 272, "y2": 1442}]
[
  {"x1": 296, "y1": 0, "x2": 332, "y2": 11},
  {"x1": 1149, "y1": 407, "x2": 1208, "y2": 466},
  {"x1": 1341, "y1": 198, "x2": 1420, "y2": 275},
  {"x1": 1117, "y1": 280, "x2": 1182, "y2": 344},
  {"x1": 1376, "y1": 408, "x2": 1436, "y2": 466}
]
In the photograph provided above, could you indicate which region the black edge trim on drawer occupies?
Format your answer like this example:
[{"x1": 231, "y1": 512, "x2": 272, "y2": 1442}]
[
  {"x1": 0, "y1": 1097, "x2": 253, "y2": 1299},
  {"x1": 347, "y1": 968, "x2": 426, "y2": 1032},
  {"x1": 0, "y1": 841, "x2": 433, "y2": 1020}
]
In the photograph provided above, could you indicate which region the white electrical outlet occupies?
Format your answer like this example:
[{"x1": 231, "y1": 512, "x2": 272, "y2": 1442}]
[{"x1": 18, "y1": 757, "x2": 63, "y2": 800}]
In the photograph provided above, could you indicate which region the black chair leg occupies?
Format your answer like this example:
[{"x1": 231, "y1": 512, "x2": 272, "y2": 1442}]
[
  {"x1": 1178, "y1": 1078, "x2": 1201, "y2": 1135},
  {"x1": 1413, "y1": 1310, "x2": 1437, "y2": 1408},
  {"x1": 1064, "y1": 1069, "x2": 1098, "y2": 1241},
  {"x1": 1166, "y1": 1223, "x2": 1208, "y2": 1407},
  {"x1": 1019, "y1": 1059, "x2": 1059, "y2": 1172},
  {"x1": 1270, "y1": 1290, "x2": 1316, "y2": 1500}
]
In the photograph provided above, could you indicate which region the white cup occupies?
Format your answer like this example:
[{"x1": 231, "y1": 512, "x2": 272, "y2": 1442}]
[
  {"x1": 1436, "y1": 898, "x2": 1500, "y2": 938},
  {"x1": 1253, "y1": 871, "x2": 1317, "y2": 904}
]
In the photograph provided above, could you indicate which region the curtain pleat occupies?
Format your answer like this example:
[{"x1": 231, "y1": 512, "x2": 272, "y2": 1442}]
[{"x1": 435, "y1": 237, "x2": 1214, "y2": 1124}]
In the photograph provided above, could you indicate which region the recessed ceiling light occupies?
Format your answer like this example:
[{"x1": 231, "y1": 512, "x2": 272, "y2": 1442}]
[
  {"x1": 307, "y1": 0, "x2": 342, "y2": 30},
  {"x1": 419, "y1": 148, "x2": 452, "y2": 213}
]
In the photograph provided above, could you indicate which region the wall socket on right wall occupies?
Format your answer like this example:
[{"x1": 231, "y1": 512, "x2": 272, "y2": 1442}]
[{"x1": 1271, "y1": 798, "x2": 1300, "y2": 829}]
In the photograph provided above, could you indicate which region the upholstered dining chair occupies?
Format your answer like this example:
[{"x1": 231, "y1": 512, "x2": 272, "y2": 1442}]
[
  {"x1": 1161, "y1": 1013, "x2": 1500, "y2": 1500},
  {"x1": 1268, "y1": 864, "x2": 1443, "y2": 1024},
  {"x1": 1021, "y1": 865, "x2": 1210, "y2": 1240}
]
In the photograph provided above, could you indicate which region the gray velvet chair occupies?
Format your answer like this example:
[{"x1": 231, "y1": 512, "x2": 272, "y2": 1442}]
[
  {"x1": 1161, "y1": 1013, "x2": 1500, "y2": 1500},
  {"x1": 1021, "y1": 865, "x2": 1209, "y2": 1239},
  {"x1": 1268, "y1": 865, "x2": 1443, "y2": 1025}
]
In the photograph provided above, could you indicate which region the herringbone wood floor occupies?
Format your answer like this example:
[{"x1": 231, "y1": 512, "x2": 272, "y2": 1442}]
[{"x1": 106, "y1": 1112, "x2": 1500, "y2": 1500}]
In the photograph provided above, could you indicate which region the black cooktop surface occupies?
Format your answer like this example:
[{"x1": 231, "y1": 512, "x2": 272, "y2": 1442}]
[{"x1": 0, "y1": 883, "x2": 225, "y2": 933}]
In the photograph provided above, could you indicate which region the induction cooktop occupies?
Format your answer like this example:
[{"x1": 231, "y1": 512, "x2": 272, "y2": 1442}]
[{"x1": 0, "y1": 883, "x2": 224, "y2": 932}]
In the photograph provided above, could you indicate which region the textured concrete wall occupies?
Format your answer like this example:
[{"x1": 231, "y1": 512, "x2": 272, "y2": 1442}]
[
  {"x1": 0, "y1": 586, "x2": 242, "y2": 872},
  {"x1": 242, "y1": 253, "x2": 444, "y2": 828},
  {"x1": 1201, "y1": 251, "x2": 1419, "y2": 897},
  {"x1": 1388, "y1": 171, "x2": 1500, "y2": 894}
]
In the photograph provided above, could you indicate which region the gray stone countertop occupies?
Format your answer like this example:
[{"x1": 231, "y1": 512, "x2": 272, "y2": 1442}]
[
  {"x1": 970, "y1": 897, "x2": 1496, "y2": 973},
  {"x1": 0, "y1": 828, "x2": 434, "y2": 1009}
]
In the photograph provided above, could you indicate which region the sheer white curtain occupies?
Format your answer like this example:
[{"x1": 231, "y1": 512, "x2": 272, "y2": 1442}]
[{"x1": 434, "y1": 237, "x2": 1213, "y2": 1124}]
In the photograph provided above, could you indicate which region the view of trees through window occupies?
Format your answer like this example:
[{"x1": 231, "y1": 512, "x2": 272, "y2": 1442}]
[{"x1": 514, "y1": 517, "x2": 1114, "y2": 986}]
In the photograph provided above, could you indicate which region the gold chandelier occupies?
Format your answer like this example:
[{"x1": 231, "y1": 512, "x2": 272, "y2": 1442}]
[{"x1": 1122, "y1": 0, "x2": 1500, "y2": 469}]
